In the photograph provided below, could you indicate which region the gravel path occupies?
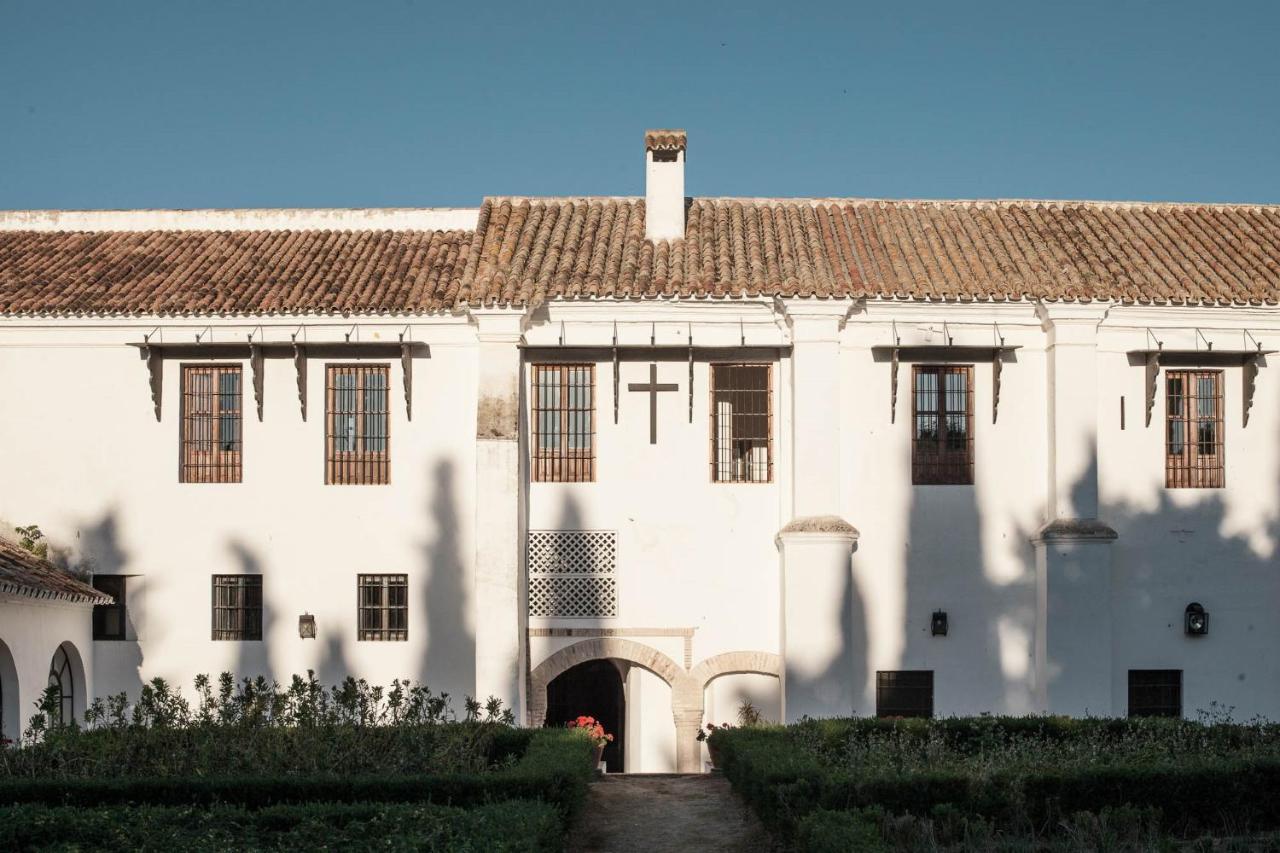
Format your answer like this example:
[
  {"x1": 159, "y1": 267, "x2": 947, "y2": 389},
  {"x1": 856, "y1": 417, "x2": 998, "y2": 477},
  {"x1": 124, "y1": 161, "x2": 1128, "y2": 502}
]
[{"x1": 567, "y1": 773, "x2": 771, "y2": 853}]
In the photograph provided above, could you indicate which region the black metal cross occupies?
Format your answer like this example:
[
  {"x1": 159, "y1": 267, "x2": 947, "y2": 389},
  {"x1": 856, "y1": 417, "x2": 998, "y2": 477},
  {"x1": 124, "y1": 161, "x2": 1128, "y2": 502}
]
[{"x1": 627, "y1": 363, "x2": 678, "y2": 444}]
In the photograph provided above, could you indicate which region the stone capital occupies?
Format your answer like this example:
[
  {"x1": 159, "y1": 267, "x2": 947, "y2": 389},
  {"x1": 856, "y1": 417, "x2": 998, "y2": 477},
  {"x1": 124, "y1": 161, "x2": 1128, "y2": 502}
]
[
  {"x1": 1033, "y1": 517, "x2": 1119, "y2": 544},
  {"x1": 470, "y1": 308, "x2": 527, "y2": 342},
  {"x1": 775, "y1": 515, "x2": 860, "y2": 549}
]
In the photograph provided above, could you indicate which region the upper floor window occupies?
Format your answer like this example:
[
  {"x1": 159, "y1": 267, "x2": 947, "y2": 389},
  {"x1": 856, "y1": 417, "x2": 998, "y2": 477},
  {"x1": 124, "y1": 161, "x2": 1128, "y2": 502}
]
[
  {"x1": 711, "y1": 364, "x2": 771, "y2": 483},
  {"x1": 181, "y1": 365, "x2": 242, "y2": 483},
  {"x1": 912, "y1": 365, "x2": 974, "y2": 485},
  {"x1": 357, "y1": 574, "x2": 408, "y2": 641},
  {"x1": 91, "y1": 576, "x2": 127, "y2": 641},
  {"x1": 326, "y1": 364, "x2": 390, "y2": 485},
  {"x1": 1166, "y1": 370, "x2": 1223, "y2": 488},
  {"x1": 211, "y1": 575, "x2": 262, "y2": 641},
  {"x1": 531, "y1": 364, "x2": 595, "y2": 483}
]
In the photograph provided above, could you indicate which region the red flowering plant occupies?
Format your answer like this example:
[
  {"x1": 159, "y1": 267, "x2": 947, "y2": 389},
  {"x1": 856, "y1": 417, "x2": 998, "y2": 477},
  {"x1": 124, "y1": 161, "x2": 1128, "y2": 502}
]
[{"x1": 566, "y1": 715, "x2": 614, "y2": 747}]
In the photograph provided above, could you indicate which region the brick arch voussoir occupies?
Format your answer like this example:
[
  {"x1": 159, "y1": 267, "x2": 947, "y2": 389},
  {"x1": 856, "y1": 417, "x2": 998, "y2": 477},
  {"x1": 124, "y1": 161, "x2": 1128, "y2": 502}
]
[
  {"x1": 689, "y1": 651, "x2": 783, "y2": 690},
  {"x1": 528, "y1": 638, "x2": 693, "y2": 727}
]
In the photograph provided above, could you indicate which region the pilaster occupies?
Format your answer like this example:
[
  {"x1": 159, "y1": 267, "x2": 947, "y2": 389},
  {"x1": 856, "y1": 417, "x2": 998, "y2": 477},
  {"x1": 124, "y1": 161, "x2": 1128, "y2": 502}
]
[{"x1": 471, "y1": 309, "x2": 525, "y2": 715}]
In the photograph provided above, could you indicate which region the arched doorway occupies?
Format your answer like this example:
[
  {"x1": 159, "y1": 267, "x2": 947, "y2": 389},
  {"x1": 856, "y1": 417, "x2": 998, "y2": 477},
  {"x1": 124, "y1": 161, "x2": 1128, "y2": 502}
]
[
  {"x1": 544, "y1": 659, "x2": 626, "y2": 772},
  {"x1": 47, "y1": 643, "x2": 81, "y2": 727}
]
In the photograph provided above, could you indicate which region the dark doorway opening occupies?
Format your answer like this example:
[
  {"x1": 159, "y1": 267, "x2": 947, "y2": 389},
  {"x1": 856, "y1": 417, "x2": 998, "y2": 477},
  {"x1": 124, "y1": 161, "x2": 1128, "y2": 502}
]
[{"x1": 544, "y1": 659, "x2": 625, "y2": 772}]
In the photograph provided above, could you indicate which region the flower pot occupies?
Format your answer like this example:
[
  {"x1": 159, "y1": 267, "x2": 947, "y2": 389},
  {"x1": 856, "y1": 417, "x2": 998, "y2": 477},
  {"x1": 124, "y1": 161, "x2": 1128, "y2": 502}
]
[{"x1": 592, "y1": 743, "x2": 605, "y2": 772}]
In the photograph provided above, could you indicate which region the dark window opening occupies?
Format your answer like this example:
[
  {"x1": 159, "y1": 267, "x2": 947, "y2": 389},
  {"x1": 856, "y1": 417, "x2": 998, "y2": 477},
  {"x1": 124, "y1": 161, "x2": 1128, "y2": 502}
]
[
  {"x1": 358, "y1": 574, "x2": 408, "y2": 641},
  {"x1": 212, "y1": 575, "x2": 263, "y2": 641},
  {"x1": 1128, "y1": 669, "x2": 1182, "y2": 718},
  {"x1": 92, "y1": 576, "x2": 127, "y2": 641},
  {"x1": 912, "y1": 365, "x2": 974, "y2": 485},
  {"x1": 876, "y1": 670, "x2": 934, "y2": 718}
]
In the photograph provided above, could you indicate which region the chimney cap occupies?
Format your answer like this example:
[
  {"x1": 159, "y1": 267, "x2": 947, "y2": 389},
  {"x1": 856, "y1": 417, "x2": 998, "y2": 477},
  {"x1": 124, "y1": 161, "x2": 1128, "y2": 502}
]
[{"x1": 645, "y1": 129, "x2": 687, "y2": 154}]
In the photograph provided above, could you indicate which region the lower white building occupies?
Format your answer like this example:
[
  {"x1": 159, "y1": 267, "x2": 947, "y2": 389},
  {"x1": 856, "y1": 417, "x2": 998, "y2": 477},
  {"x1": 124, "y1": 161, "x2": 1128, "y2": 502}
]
[{"x1": 1, "y1": 130, "x2": 1278, "y2": 771}]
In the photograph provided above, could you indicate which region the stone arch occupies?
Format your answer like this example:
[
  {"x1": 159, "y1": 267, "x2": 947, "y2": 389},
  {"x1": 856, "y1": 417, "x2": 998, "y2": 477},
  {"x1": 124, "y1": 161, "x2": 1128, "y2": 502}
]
[
  {"x1": 528, "y1": 638, "x2": 691, "y2": 728},
  {"x1": 690, "y1": 651, "x2": 783, "y2": 689},
  {"x1": 0, "y1": 638, "x2": 17, "y2": 743}
]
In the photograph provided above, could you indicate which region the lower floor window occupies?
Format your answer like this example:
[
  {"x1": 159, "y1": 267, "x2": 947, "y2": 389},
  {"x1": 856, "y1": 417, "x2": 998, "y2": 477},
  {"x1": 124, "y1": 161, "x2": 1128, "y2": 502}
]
[
  {"x1": 358, "y1": 574, "x2": 408, "y2": 641},
  {"x1": 1128, "y1": 669, "x2": 1182, "y2": 718},
  {"x1": 92, "y1": 575, "x2": 127, "y2": 641},
  {"x1": 212, "y1": 575, "x2": 263, "y2": 641},
  {"x1": 876, "y1": 670, "x2": 933, "y2": 718}
]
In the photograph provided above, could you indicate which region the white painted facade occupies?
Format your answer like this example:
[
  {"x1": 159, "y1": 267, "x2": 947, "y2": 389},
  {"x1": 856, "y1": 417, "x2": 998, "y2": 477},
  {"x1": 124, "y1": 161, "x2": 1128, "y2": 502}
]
[{"x1": 1, "y1": 144, "x2": 1277, "y2": 770}]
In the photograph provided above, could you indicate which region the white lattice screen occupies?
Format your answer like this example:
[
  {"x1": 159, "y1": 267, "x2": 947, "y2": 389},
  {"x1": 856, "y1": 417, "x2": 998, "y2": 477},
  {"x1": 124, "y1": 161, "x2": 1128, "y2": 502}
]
[{"x1": 527, "y1": 531, "x2": 617, "y2": 617}]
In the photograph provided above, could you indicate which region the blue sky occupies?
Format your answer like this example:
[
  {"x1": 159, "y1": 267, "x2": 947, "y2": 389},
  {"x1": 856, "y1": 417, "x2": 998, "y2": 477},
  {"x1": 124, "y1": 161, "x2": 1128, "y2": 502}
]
[{"x1": 1, "y1": 0, "x2": 1276, "y2": 209}]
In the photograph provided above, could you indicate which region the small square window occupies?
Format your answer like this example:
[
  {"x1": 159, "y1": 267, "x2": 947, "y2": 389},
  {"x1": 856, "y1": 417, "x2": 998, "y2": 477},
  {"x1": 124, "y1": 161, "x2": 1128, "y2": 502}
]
[
  {"x1": 358, "y1": 574, "x2": 408, "y2": 641},
  {"x1": 211, "y1": 575, "x2": 263, "y2": 641},
  {"x1": 1128, "y1": 669, "x2": 1182, "y2": 718},
  {"x1": 876, "y1": 670, "x2": 933, "y2": 718}
]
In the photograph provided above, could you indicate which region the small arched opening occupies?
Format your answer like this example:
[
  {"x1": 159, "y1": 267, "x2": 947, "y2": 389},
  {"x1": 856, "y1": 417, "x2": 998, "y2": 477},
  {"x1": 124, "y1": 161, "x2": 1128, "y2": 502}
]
[
  {"x1": 544, "y1": 659, "x2": 626, "y2": 772},
  {"x1": 47, "y1": 642, "x2": 85, "y2": 727},
  {"x1": 0, "y1": 639, "x2": 18, "y2": 744}
]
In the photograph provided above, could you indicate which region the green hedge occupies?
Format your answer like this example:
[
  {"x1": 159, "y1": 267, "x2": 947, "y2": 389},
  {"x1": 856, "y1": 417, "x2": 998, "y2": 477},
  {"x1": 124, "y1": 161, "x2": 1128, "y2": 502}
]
[
  {"x1": 715, "y1": 720, "x2": 1280, "y2": 844},
  {"x1": 0, "y1": 729, "x2": 594, "y2": 824},
  {"x1": 0, "y1": 800, "x2": 562, "y2": 852}
]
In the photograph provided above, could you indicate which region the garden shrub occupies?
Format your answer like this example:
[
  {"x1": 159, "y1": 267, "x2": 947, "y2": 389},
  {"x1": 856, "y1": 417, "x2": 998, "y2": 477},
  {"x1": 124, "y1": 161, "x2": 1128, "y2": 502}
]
[
  {"x1": 714, "y1": 716, "x2": 1280, "y2": 847},
  {"x1": 0, "y1": 800, "x2": 563, "y2": 852}
]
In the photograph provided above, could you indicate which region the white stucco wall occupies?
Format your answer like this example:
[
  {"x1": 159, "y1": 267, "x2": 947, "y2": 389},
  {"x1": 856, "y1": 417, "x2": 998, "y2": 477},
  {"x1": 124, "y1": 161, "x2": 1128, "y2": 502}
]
[
  {"x1": 1, "y1": 296, "x2": 1277, "y2": 759},
  {"x1": 0, "y1": 597, "x2": 93, "y2": 740}
]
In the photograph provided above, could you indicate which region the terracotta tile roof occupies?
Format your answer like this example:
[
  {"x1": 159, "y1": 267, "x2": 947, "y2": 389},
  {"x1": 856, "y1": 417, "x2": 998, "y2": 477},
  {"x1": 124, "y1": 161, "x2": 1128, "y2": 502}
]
[
  {"x1": 0, "y1": 538, "x2": 113, "y2": 605},
  {"x1": 461, "y1": 198, "x2": 1280, "y2": 306},
  {"x1": 2, "y1": 197, "x2": 1279, "y2": 315},
  {"x1": 0, "y1": 229, "x2": 472, "y2": 316},
  {"x1": 644, "y1": 129, "x2": 687, "y2": 152}
]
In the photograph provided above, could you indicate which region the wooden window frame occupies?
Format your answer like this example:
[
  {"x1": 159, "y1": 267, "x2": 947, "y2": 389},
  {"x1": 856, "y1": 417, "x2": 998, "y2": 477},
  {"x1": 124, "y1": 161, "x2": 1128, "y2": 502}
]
[
  {"x1": 875, "y1": 670, "x2": 934, "y2": 718},
  {"x1": 531, "y1": 364, "x2": 596, "y2": 483},
  {"x1": 911, "y1": 364, "x2": 974, "y2": 485},
  {"x1": 1128, "y1": 669, "x2": 1182, "y2": 718},
  {"x1": 1165, "y1": 370, "x2": 1224, "y2": 489},
  {"x1": 710, "y1": 363, "x2": 773, "y2": 484},
  {"x1": 180, "y1": 364, "x2": 243, "y2": 484},
  {"x1": 357, "y1": 574, "x2": 409, "y2": 641},
  {"x1": 91, "y1": 576, "x2": 127, "y2": 642},
  {"x1": 211, "y1": 575, "x2": 263, "y2": 641},
  {"x1": 325, "y1": 364, "x2": 391, "y2": 485}
]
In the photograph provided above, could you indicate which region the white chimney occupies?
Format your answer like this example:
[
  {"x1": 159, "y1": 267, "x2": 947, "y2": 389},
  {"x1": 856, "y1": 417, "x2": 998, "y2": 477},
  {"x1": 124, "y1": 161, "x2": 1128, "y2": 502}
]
[{"x1": 644, "y1": 129, "x2": 686, "y2": 241}]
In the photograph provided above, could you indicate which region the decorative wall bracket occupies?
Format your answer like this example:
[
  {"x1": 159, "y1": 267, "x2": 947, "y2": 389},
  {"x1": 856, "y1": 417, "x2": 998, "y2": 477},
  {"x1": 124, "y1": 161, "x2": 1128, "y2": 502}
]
[
  {"x1": 877, "y1": 343, "x2": 1019, "y2": 425},
  {"x1": 1128, "y1": 346, "x2": 1274, "y2": 429}
]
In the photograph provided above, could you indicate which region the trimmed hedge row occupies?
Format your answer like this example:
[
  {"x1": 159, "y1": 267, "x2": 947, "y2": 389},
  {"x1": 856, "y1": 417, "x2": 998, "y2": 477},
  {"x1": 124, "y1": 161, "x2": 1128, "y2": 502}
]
[
  {"x1": 0, "y1": 729, "x2": 594, "y2": 824},
  {"x1": 716, "y1": 723, "x2": 1280, "y2": 843},
  {"x1": 0, "y1": 800, "x2": 563, "y2": 852}
]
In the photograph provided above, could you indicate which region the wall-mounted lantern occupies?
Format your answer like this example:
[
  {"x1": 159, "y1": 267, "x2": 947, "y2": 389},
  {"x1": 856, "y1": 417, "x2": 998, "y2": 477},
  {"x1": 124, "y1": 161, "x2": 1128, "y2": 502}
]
[
  {"x1": 1184, "y1": 602, "x2": 1208, "y2": 636},
  {"x1": 299, "y1": 613, "x2": 317, "y2": 639},
  {"x1": 931, "y1": 610, "x2": 949, "y2": 637}
]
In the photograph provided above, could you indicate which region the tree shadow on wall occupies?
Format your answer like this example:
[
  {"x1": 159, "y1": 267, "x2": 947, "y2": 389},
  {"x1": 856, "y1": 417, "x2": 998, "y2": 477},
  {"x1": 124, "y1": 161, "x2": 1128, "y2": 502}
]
[
  {"x1": 420, "y1": 459, "x2": 475, "y2": 702},
  {"x1": 80, "y1": 510, "x2": 145, "y2": 703},
  {"x1": 228, "y1": 540, "x2": 276, "y2": 688}
]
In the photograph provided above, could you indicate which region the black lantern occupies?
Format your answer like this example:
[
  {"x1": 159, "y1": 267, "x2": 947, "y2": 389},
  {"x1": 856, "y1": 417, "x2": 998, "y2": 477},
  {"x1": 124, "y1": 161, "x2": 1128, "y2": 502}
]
[
  {"x1": 298, "y1": 614, "x2": 317, "y2": 639},
  {"x1": 931, "y1": 610, "x2": 949, "y2": 637},
  {"x1": 1184, "y1": 602, "x2": 1208, "y2": 636}
]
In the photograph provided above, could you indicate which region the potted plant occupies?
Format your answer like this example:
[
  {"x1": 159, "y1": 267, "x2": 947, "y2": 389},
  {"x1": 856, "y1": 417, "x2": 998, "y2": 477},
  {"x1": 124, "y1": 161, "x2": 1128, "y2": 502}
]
[
  {"x1": 697, "y1": 721, "x2": 733, "y2": 769},
  {"x1": 567, "y1": 715, "x2": 614, "y2": 770}
]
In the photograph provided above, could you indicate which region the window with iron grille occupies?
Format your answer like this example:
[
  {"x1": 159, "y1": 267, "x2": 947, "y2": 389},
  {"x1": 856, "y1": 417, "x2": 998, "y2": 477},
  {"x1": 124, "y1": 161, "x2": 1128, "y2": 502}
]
[
  {"x1": 1166, "y1": 371, "x2": 1223, "y2": 488},
  {"x1": 211, "y1": 575, "x2": 263, "y2": 641},
  {"x1": 1128, "y1": 669, "x2": 1182, "y2": 718},
  {"x1": 92, "y1": 576, "x2": 127, "y2": 641},
  {"x1": 711, "y1": 364, "x2": 772, "y2": 483},
  {"x1": 912, "y1": 365, "x2": 974, "y2": 485},
  {"x1": 358, "y1": 574, "x2": 408, "y2": 641},
  {"x1": 527, "y1": 531, "x2": 617, "y2": 618},
  {"x1": 326, "y1": 364, "x2": 390, "y2": 485},
  {"x1": 876, "y1": 670, "x2": 934, "y2": 718},
  {"x1": 531, "y1": 364, "x2": 595, "y2": 483},
  {"x1": 181, "y1": 365, "x2": 242, "y2": 483}
]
